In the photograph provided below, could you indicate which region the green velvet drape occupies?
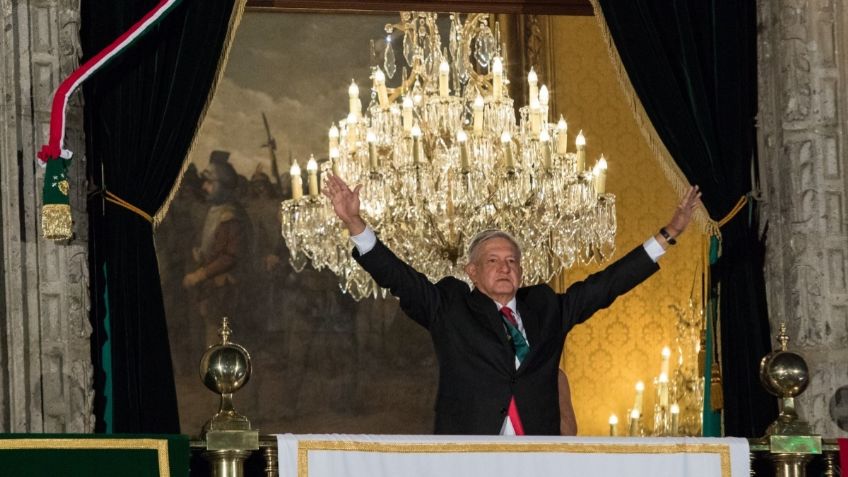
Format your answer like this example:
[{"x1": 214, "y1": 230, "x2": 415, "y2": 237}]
[
  {"x1": 83, "y1": 0, "x2": 238, "y2": 432},
  {"x1": 595, "y1": 0, "x2": 776, "y2": 436}
]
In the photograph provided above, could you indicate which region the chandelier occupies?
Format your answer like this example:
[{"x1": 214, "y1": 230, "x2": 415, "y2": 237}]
[{"x1": 280, "y1": 12, "x2": 617, "y2": 300}]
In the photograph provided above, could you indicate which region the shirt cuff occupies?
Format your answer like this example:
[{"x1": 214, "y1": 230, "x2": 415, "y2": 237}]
[
  {"x1": 642, "y1": 236, "x2": 666, "y2": 263},
  {"x1": 350, "y1": 226, "x2": 377, "y2": 255}
]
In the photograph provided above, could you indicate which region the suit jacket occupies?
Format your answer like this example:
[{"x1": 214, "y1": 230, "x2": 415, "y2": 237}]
[{"x1": 354, "y1": 239, "x2": 659, "y2": 435}]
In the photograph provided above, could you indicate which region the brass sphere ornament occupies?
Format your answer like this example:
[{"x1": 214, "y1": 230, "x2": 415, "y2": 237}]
[
  {"x1": 199, "y1": 317, "x2": 253, "y2": 436},
  {"x1": 759, "y1": 323, "x2": 812, "y2": 436}
]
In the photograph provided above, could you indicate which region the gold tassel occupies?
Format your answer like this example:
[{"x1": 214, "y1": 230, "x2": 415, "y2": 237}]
[
  {"x1": 42, "y1": 204, "x2": 73, "y2": 240},
  {"x1": 710, "y1": 362, "x2": 723, "y2": 410}
]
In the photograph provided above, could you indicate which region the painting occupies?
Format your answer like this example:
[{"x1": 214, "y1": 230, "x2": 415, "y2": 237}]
[{"x1": 155, "y1": 10, "x2": 440, "y2": 435}]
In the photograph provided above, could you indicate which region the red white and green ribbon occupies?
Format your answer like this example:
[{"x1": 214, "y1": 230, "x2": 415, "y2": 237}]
[{"x1": 39, "y1": 0, "x2": 184, "y2": 239}]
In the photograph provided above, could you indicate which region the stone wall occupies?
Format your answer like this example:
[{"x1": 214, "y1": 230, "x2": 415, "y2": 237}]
[
  {"x1": 0, "y1": 0, "x2": 92, "y2": 432},
  {"x1": 757, "y1": 0, "x2": 848, "y2": 436}
]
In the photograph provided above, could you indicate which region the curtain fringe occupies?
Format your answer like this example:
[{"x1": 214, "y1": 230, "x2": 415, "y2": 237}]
[
  {"x1": 153, "y1": 0, "x2": 247, "y2": 227},
  {"x1": 587, "y1": 0, "x2": 721, "y2": 239}
]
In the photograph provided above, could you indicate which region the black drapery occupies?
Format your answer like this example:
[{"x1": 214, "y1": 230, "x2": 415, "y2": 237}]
[
  {"x1": 595, "y1": 0, "x2": 776, "y2": 436},
  {"x1": 82, "y1": 0, "x2": 238, "y2": 432}
]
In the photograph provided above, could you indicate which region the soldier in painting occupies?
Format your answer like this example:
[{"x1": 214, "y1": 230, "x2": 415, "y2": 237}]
[{"x1": 182, "y1": 150, "x2": 253, "y2": 346}]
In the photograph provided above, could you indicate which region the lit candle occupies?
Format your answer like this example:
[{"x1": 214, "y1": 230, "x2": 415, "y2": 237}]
[
  {"x1": 501, "y1": 131, "x2": 513, "y2": 168},
  {"x1": 329, "y1": 147, "x2": 340, "y2": 177},
  {"x1": 633, "y1": 381, "x2": 645, "y2": 415},
  {"x1": 556, "y1": 116, "x2": 568, "y2": 154},
  {"x1": 492, "y1": 57, "x2": 503, "y2": 98},
  {"x1": 539, "y1": 128, "x2": 551, "y2": 170},
  {"x1": 439, "y1": 59, "x2": 450, "y2": 98},
  {"x1": 539, "y1": 84, "x2": 549, "y2": 119},
  {"x1": 402, "y1": 96, "x2": 413, "y2": 132},
  {"x1": 659, "y1": 372, "x2": 669, "y2": 408},
  {"x1": 346, "y1": 113, "x2": 357, "y2": 142},
  {"x1": 529, "y1": 98, "x2": 541, "y2": 135},
  {"x1": 575, "y1": 130, "x2": 586, "y2": 171},
  {"x1": 457, "y1": 129, "x2": 470, "y2": 171},
  {"x1": 306, "y1": 155, "x2": 318, "y2": 196},
  {"x1": 374, "y1": 69, "x2": 389, "y2": 107},
  {"x1": 661, "y1": 346, "x2": 671, "y2": 377},
  {"x1": 328, "y1": 124, "x2": 339, "y2": 156},
  {"x1": 411, "y1": 124, "x2": 422, "y2": 164},
  {"x1": 609, "y1": 414, "x2": 618, "y2": 437},
  {"x1": 628, "y1": 408, "x2": 640, "y2": 437},
  {"x1": 348, "y1": 80, "x2": 361, "y2": 117},
  {"x1": 594, "y1": 156, "x2": 607, "y2": 194},
  {"x1": 366, "y1": 130, "x2": 378, "y2": 170},
  {"x1": 528, "y1": 67, "x2": 538, "y2": 105},
  {"x1": 670, "y1": 403, "x2": 680, "y2": 435},
  {"x1": 473, "y1": 94, "x2": 484, "y2": 135},
  {"x1": 290, "y1": 160, "x2": 303, "y2": 200}
]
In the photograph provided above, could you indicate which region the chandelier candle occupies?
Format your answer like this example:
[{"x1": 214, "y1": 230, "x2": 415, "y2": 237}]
[
  {"x1": 439, "y1": 59, "x2": 450, "y2": 98},
  {"x1": 367, "y1": 130, "x2": 378, "y2": 170},
  {"x1": 492, "y1": 57, "x2": 503, "y2": 98},
  {"x1": 290, "y1": 161, "x2": 303, "y2": 200},
  {"x1": 348, "y1": 80, "x2": 361, "y2": 117},
  {"x1": 457, "y1": 129, "x2": 470, "y2": 171},
  {"x1": 594, "y1": 156, "x2": 607, "y2": 194},
  {"x1": 556, "y1": 116, "x2": 568, "y2": 154},
  {"x1": 307, "y1": 156, "x2": 319, "y2": 196},
  {"x1": 575, "y1": 130, "x2": 586, "y2": 171},
  {"x1": 539, "y1": 84, "x2": 550, "y2": 119},
  {"x1": 473, "y1": 94, "x2": 484, "y2": 135},
  {"x1": 345, "y1": 113, "x2": 357, "y2": 142},
  {"x1": 330, "y1": 148, "x2": 340, "y2": 176},
  {"x1": 530, "y1": 99, "x2": 541, "y2": 135},
  {"x1": 374, "y1": 69, "x2": 389, "y2": 107},
  {"x1": 528, "y1": 67, "x2": 539, "y2": 104},
  {"x1": 501, "y1": 132, "x2": 514, "y2": 168},
  {"x1": 540, "y1": 129, "x2": 552, "y2": 170},
  {"x1": 609, "y1": 414, "x2": 618, "y2": 436},
  {"x1": 329, "y1": 124, "x2": 339, "y2": 156}
]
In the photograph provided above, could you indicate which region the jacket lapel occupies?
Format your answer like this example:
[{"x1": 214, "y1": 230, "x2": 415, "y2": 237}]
[{"x1": 467, "y1": 288, "x2": 510, "y2": 348}]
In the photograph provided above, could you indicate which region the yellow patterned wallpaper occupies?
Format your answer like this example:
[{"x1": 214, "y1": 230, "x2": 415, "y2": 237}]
[{"x1": 550, "y1": 16, "x2": 704, "y2": 436}]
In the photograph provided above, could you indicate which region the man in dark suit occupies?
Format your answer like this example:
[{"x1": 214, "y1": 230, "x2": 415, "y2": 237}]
[{"x1": 323, "y1": 174, "x2": 701, "y2": 435}]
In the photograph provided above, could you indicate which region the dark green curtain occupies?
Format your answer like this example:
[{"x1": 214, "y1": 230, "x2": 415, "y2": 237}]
[
  {"x1": 82, "y1": 0, "x2": 237, "y2": 432},
  {"x1": 596, "y1": 0, "x2": 776, "y2": 436}
]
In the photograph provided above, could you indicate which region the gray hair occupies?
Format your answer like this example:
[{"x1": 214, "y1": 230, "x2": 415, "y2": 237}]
[{"x1": 467, "y1": 229, "x2": 522, "y2": 264}]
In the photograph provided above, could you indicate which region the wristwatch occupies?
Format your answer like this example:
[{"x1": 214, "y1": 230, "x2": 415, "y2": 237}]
[{"x1": 659, "y1": 227, "x2": 677, "y2": 245}]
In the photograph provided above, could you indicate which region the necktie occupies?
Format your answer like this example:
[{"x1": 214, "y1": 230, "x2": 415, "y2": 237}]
[
  {"x1": 500, "y1": 306, "x2": 528, "y2": 435},
  {"x1": 500, "y1": 306, "x2": 529, "y2": 363}
]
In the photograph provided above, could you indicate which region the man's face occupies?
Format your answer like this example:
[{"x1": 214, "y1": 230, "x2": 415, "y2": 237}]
[{"x1": 465, "y1": 237, "x2": 523, "y2": 303}]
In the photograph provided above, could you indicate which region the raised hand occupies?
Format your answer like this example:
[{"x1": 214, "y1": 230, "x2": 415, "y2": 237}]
[
  {"x1": 665, "y1": 185, "x2": 702, "y2": 238},
  {"x1": 322, "y1": 174, "x2": 367, "y2": 235}
]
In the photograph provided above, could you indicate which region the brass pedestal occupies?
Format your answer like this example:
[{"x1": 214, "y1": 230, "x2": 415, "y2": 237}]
[{"x1": 203, "y1": 449, "x2": 252, "y2": 477}]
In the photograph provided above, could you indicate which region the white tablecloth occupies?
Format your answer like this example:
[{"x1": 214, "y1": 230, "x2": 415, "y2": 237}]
[{"x1": 276, "y1": 434, "x2": 750, "y2": 477}]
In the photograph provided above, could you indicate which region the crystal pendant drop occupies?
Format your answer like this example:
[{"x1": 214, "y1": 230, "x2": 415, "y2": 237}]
[
  {"x1": 449, "y1": 15, "x2": 459, "y2": 60},
  {"x1": 384, "y1": 36, "x2": 397, "y2": 79},
  {"x1": 474, "y1": 21, "x2": 495, "y2": 68},
  {"x1": 403, "y1": 29, "x2": 415, "y2": 65}
]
